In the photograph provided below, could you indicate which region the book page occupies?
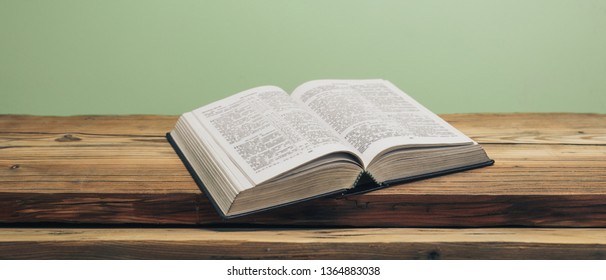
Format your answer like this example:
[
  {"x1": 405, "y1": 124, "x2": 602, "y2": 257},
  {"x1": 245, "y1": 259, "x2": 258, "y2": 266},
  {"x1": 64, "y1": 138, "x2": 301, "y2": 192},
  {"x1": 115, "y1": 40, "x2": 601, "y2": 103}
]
[
  {"x1": 291, "y1": 79, "x2": 473, "y2": 166},
  {"x1": 191, "y1": 86, "x2": 356, "y2": 185}
]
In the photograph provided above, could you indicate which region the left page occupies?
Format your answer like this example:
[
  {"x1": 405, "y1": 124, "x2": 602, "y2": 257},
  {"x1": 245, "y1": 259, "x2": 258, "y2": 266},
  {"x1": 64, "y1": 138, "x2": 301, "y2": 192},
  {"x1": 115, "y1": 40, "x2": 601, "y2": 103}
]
[{"x1": 191, "y1": 86, "x2": 355, "y2": 185}]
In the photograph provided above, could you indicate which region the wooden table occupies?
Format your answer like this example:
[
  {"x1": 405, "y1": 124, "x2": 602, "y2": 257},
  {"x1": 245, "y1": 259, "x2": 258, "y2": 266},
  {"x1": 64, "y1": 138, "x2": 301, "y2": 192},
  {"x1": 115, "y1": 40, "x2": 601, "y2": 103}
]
[{"x1": 1, "y1": 113, "x2": 605, "y2": 259}]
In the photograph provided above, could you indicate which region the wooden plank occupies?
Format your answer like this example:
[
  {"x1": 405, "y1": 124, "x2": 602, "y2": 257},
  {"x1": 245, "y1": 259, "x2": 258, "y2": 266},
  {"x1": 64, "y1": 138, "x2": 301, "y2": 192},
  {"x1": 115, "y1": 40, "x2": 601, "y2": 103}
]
[
  {"x1": 0, "y1": 115, "x2": 176, "y2": 135},
  {"x1": 2, "y1": 145, "x2": 605, "y2": 194},
  {"x1": 1, "y1": 228, "x2": 605, "y2": 259},
  {"x1": 446, "y1": 113, "x2": 606, "y2": 145},
  {"x1": 2, "y1": 113, "x2": 605, "y2": 144},
  {"x1": 1, "y1": 114, "x2": 605, "y2": 226}
]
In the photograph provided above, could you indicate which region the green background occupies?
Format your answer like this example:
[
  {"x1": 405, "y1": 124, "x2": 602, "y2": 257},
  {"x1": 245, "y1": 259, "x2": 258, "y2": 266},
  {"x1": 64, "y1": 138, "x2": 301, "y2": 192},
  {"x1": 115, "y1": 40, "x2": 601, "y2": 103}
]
[{"x1": 1, "y1": 0, "x2": 605, "y2": 115}]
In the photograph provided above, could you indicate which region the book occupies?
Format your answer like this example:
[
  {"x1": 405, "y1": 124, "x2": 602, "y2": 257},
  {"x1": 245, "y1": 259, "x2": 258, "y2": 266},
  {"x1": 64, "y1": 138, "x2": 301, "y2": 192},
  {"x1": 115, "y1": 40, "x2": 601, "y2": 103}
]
[{"x1": 167, "y1": 79, "x2": 493, "y2": 218}]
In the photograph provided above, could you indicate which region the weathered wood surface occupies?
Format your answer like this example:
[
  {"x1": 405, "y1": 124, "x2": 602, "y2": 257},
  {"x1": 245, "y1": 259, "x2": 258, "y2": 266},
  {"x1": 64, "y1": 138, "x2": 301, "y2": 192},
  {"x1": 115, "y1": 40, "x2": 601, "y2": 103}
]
[
  {"x1": 1, "y1": 227, "x2": 605, "y2": 259},
  {"x1": 1, "y1": 113, "x2": 606, "y2": 226}
]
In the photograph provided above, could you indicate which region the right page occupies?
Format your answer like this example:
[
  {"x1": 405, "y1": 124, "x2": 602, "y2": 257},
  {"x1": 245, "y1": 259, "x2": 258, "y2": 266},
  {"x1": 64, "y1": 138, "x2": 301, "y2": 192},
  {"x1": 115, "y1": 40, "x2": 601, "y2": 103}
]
[{"x1": 291, "y1": 79, "x2": 473, "y2": 167}]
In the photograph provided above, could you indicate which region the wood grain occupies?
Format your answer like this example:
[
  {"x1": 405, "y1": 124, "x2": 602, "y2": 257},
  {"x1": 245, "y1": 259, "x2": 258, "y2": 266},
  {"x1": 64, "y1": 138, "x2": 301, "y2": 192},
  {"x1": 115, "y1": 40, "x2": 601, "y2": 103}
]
[
  {"x1": 446, "y1": 113, "x2": 606, "y2": 145},
  {"x1": 1, "y1": 114, "x2": 605, "y2": 226},
  {"x1": 1, "y1": 228, "x2": 605, "y2": 259}
]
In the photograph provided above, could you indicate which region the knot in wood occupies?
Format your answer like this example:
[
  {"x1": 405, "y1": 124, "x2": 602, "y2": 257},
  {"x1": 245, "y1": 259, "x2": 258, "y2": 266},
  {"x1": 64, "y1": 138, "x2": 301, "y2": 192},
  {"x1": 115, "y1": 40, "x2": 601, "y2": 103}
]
[
  {"x1": 427, "y1": 250, "x2": 441, "y2": 260},
  {"x1": 10, "y1": 164, "x2": 20, "y2": 169},
  {"x1": 55, "y1": 134, "x2": 82, "y2": 142}
]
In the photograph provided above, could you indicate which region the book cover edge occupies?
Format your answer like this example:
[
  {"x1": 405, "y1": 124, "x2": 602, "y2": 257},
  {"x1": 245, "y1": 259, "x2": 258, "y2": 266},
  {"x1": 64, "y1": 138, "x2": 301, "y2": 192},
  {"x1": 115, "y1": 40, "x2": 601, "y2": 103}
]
[
  {"x1": 166, "y1": 132, "x2": 230, "y2": 219},
  {"x1": 346, "y1": 159, "x2": 495, "y2": 195}
]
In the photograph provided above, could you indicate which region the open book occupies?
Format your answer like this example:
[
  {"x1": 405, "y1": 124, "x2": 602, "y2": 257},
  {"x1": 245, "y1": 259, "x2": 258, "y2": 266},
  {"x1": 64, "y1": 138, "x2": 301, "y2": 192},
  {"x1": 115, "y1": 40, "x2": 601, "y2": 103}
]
[{"x1": 167, "y1": 79, "x2": 493, "y2": 218}]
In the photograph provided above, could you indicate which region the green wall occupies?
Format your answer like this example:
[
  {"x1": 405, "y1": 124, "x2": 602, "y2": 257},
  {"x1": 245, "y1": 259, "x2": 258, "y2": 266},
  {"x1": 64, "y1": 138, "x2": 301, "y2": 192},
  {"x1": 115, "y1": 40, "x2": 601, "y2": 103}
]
[{"x1": 1, "y1": 0, "x2": 605, "y2": 115}]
